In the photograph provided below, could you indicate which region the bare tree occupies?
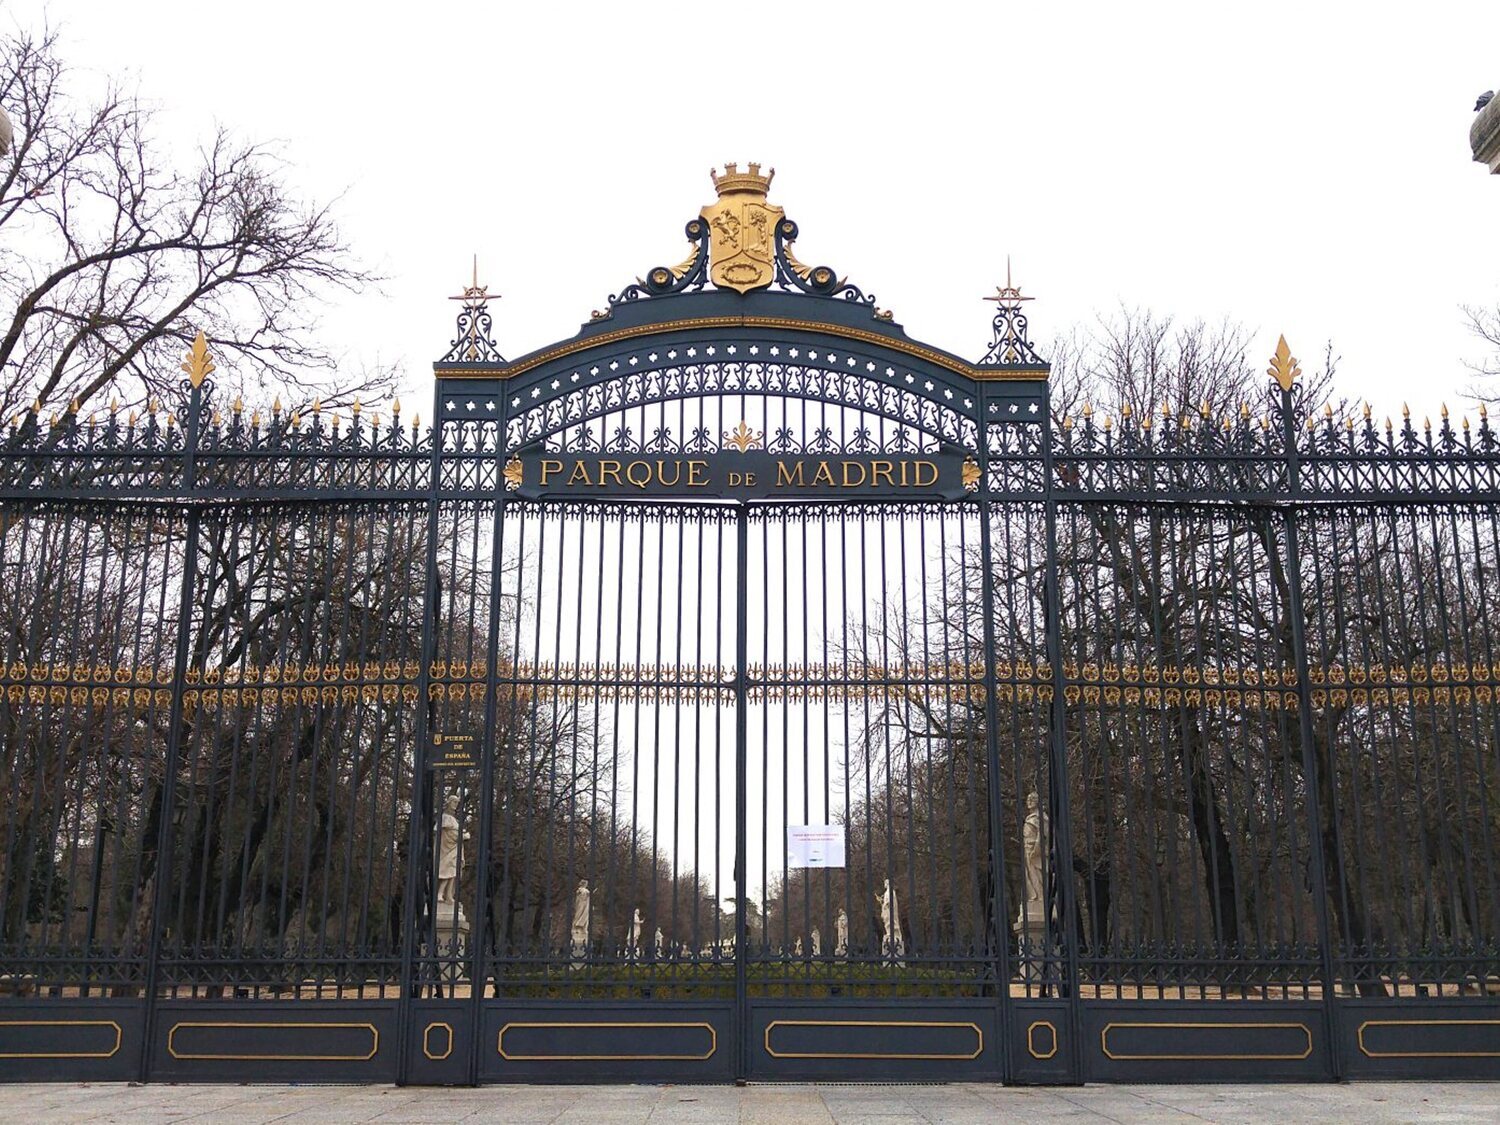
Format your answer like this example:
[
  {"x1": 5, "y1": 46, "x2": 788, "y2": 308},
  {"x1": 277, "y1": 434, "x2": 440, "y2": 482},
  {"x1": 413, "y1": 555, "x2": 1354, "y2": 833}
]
[
  {"x1": 0, "y1": 21, "x2": 390, "y2": 427},
  {"x1": 1463, "y1": 303, "x2": 1500, "y2": 393}
]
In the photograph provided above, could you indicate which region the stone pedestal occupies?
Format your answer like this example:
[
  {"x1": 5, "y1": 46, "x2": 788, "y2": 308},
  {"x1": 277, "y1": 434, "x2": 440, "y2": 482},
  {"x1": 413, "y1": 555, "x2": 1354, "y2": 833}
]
[
  {"x1": 1014, "y1": 904, "x2": 1047, "y2": 983},
  {"x1": 434, "y1": 901, "x2": 469, "y2": 955}
]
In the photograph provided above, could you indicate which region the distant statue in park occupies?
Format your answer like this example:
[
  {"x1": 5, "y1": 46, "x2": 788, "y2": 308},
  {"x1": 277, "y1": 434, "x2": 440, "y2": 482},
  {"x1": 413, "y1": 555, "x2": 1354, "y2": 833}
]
[
  {"x1": 571, "y1": 880, "x2": 591, "y2": 961},
  {"x1": 811, "y1": 927, "x2": 821, "y2": 957},
  {"x1": 835, "y1": 909, "x2": 849, "y2": 957},
  {"x1": 435, "y1": 794, "x2": 466, "y2": 904},
  {"x1": 793, "y1": 936, "x2": 803, "y2": 957},
  {"x1": 1019, "y1": 790, "x2": 1049, "y2": 926},
  {"x1": 654, "y1": 926, "x2": 665, "y2": 959},
  {"x1": 627, "y1": 907, "x2": 644, "y2": 958},
  {"x1": 880, "y1": 878, "x2": 905, "y2": 966}
]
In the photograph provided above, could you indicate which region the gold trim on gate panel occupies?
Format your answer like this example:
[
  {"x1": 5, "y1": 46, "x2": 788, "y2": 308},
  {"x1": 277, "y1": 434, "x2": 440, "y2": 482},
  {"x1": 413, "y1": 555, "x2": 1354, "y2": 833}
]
[
  {"x1": 434, "y1": 316, "x2": 1047, "y2": 383},
  {"x1": 1099, "y1": 1021, "x2": 1313, "y2": 1061},
  {"x1": 0, "y1": 1019, "x2": 123, "y2": 1059},
  {"x1": 1357, "y1": 1019, "x2": 1500, "y2": 1058},
  {"x1": 166, "y1": 1021, "x2": 379, "y2": 1061},
  {"x1": 1026, "y1": 1020, "x2": 1059, "y2": 1060},
  {"x1": 763, "y1": 1020, "x2": 984, "y2": 1060},
  {"x1": 422, "y1": 1022, "x2": 454, "y2": 1061},
  {"x1": 496, "y1": 1021, "x2": 717, "y2": 1062}
]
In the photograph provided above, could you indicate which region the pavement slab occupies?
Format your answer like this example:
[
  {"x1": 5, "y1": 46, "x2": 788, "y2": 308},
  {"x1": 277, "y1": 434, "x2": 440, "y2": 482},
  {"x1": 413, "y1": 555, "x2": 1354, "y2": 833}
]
[{"x1": 0, "y1": 1082, "x2": 1497, "y2": 1123}]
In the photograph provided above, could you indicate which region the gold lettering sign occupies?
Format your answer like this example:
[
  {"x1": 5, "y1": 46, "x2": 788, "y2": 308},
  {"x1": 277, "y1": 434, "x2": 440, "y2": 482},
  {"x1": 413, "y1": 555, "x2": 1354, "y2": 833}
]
[{"x1": 511, "y1": 453, "x2": 974, "y2": 501}]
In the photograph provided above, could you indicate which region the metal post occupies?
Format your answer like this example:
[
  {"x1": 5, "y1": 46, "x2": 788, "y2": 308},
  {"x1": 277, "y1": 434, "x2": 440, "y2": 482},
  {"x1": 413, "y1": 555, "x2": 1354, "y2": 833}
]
[
  {"x1": 1278, "y1": 381, "x2": 1344, "y2": 1081},
  {"x1": 733, "y1": 501, "x2": 750, "y2": 1083},
  {"x1": 973, "y1": 386, "x2": 1015, "y2": 1082},
  {"x1": 136, "y1": 377, "x2": 203, "y2": 1082},
  {"x1": 465, "y1": 403, "x2": 510, "y2": 1084},
  {"x1": 395, "y1": 397, "x2": 446, "y2": 1085},
  {"x1": 1038, "y1": 390, "x2": 1085, "y2": 1084}
]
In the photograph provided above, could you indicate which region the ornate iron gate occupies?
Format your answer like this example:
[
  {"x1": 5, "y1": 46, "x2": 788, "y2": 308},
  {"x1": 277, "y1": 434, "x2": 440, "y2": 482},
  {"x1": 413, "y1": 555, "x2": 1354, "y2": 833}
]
[{"x1": 2, "y1": 168, "x2": 1499, "y2": 1085}]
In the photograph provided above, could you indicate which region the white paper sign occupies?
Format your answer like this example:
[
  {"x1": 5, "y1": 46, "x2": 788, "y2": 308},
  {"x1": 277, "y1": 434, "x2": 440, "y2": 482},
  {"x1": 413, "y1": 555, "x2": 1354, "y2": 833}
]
[{"x1": 788, "y1": 824, "x2": 846, "y2": 869}]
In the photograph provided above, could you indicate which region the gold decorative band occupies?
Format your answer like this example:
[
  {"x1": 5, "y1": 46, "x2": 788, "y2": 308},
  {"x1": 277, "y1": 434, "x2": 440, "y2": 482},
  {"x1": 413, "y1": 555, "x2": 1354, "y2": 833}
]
[
  {"x1": 1026, "y1": 1020, "x2": 1059, "y2": 1060},
  {"x1": 434, "y1": 315, "x2": 1047, "y2": 384},
  {"x1": 763, "y1": 1019, "x2": 983, "y2": 1060},
  {"x1": 422, "y1": 1022, "x2": 454, "y2": 1061},
  {"x1": 1099, "y1": 1021, "x2": 1313, "y2": 1061},
  {"x1": 496, "y1": 1020, "x2": 717, "y2": 1062},
  {"x1": 1356, "y1": 1019, "x2": 1500, "y2": 1058},
  {"x1": 0, "y1": 1019, "x2": 122, "y2": 1059},
  {"x1": 165, "y1": 1021, "x2": 379, "y2": 1062}
]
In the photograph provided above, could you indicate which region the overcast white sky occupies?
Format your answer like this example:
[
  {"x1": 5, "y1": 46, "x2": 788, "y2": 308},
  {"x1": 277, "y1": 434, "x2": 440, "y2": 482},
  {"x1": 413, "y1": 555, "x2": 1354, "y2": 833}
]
[{"x1": 17, "y1": 1, "x2": 1500, "y2": 421}]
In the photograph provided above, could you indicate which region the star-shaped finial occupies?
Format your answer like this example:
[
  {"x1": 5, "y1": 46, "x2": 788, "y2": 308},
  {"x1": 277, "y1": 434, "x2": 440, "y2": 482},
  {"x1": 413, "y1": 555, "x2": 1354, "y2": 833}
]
[
  {"x1": 449, "y1": 254, "x2": 498, "y2": 306},
  {"x1": 983, "y1": 255, "x2": 1033, "y2": 307}
]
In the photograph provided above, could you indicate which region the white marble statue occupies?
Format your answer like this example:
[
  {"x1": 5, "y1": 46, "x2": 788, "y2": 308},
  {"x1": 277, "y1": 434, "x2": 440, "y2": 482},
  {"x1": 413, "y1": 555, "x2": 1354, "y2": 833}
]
[
  {"x1": 793, "y1": 936, "x2": 803, "y2": 957},
  {"x1": 1019, "y1": 790, "x2": 1049, "y2": 925},
  {"x1": 880, "y1": 878, "x2": 906, "y2": 966},
  {"x1": 835, "y1": 908, "x2": 849, "y2": 957},
  {"x1": 435, "y1": 794, "x2": 466, "y2": 904},
  {"x1": 654, "y1": 926, "x2": 665, "y2": 959},
  {"x1": 627, "y1": 907, "x2": 643, "y2": 958},
  {"x1": 570, "y1": 880, "x2": 591, "y2": 961},
  {"x1": 811, "y1": 927, "x2": 821, "y2": 957}
]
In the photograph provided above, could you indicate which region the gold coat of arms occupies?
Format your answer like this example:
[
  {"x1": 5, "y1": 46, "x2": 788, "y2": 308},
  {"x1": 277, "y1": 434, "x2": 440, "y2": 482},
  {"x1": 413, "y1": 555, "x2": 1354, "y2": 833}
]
[{"x1": 700, "y1": 163, "x2": 783, "y2": 293}]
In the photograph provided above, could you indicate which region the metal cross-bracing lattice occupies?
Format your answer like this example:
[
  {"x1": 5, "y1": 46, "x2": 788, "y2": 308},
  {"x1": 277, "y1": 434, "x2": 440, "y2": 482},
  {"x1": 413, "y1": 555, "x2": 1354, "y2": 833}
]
[{"x1": 3, "y1": 222, "x2": 1500, "y2": 1085}]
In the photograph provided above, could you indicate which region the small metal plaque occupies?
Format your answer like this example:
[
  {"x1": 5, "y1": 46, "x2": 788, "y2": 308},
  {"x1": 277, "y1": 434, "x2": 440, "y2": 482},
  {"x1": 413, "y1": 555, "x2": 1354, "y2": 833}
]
[{"x1": 428, "y1": 731, "x2": 480, "y2": 769}]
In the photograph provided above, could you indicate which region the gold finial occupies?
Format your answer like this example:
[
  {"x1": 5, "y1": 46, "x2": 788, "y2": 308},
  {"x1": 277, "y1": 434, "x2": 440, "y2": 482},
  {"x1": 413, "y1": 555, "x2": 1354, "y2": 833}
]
[
  {"x1": 87, "y1": 411, "x2": 96, "y2": 427},
  {"x1": 1062, "y1": 414, "x2": 1073, "y2": 430},
  {"x1": 128, "y1": 409, "x2": 138, "y2": 427},
  {"x1": 1363, "y1": 401, "x2": 1371, "y2": 419},
  {"x1": 1267, "y1": 335, "x2": 1301, "y2": 391},
  {"x1": 289, "y1": 410, "x2": 300, "y2": 427},
  {"x1": 1482, "y1": 402, "x2": 1490, "y2": 420},
  {"x1": 312, "y1": 398, "x2": 322, "y2": 415},
  {"x1": 1441, "y1": 403, "x2": 1449, "y2": 419},
  {"x1": 412, "y1": 413, "x2": 420, "y2": 430},
  {"x1": 1345, "y1": 416, "x2": 1354, "y2": 431},
  {"x1": 371, "y1": 413, "x2": 380, "y2": 428},
  {"x1": 1402, "y1": 402, "x2": 1410, "y2": 419},
  {"x1": 1180, "y1": 414, "x2": 1191, "y2": 429},
  {"x1": 1424, "y1": 416, "x2": 1432, "y2": 431},
  {"x1": 272, "y1": 396, "x2": 282, "y2": 414},
  {"x1": 1103, "y1": 414, "x2": 1113, "y2": 431},
  {"x1": 1142, "y1": 411, "x2": 1153, "y2": 430},
  {"x1": 68, "y1": 397, "x2": 79, "y2": 414},
  {"x1": 251, "y1": 408, "x2": 261, "y2": 427},
  {"x1": 1324, "y1": 403, "x2": 1333, "y2": 418},
  {"x1": 1121, "y1": 402, "x2": 1132, "y2": 418},
  {"x1": 31, "y1": 399, "x2": 40, "y2": 414},
  {"x1": 231, "y1": 394, "x2": 243, "y2": 414},
  {"x1": 1082, "y1": 401, "x2": 1093, "y2": 418},
  {"x1": 1385, "y1": 416, "x2": 1393, "y2": 431},
  {"x1": 147, "y1": 398, "x2": 159, "y2": 416},
  {"x1": 351, "y1": 397, "x2": 361, "y2": 416},
  {"x1": 1161, "y1": 402, "x2": 1172, "y2": 420},
  {"x1": 393, "y1": 398, "x2": 401, "y2": 415},
  {"x1": 212, "y1": 408, "x2": 222, "y2": 425},
  {"x1": 48, "y1": 411, "x2": 57, "y2": 427},
  {"x1": 1261, "y1": 416, "x2": 1270, "y2": 431},
  {"x1": 1199, "y1": 399, "x2": 1210, "y2": 418},
  {"x1": 1464, "y1": 415, "x2": 1471, "y2": 431},
  {"x1": 1240, "y1": 402, "x2": 1250, "y2": 419},
  {"x1": 181, "y1": 331, "x2": 215, "y2": 389}
]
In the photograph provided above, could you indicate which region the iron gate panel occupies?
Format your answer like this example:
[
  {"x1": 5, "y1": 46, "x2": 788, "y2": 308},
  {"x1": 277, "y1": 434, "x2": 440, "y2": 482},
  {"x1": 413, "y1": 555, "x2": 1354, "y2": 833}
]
[{"x1": 4, "y1": 177, "x2": 1500, "y2": 1083}]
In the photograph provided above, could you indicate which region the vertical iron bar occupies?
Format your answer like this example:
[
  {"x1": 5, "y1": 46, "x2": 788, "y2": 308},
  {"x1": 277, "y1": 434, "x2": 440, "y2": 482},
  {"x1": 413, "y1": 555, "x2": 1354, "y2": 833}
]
[
  {"x1": 1279, "y1": 381, "x2": 1343, "y2": 1080},
  {"x1": 137, "y1": 379, "x2": 202, "y2": 1081},
  {"x1": 1038, "y1": 389, "x2": 1085, "y2": 1083},
  {"x1": 466, "y1": 404, "x2": 510, "y2": 1084},
  {"x1": 973, "y1": 388, "x2": 1015, "y2": 1082},
  {"x1": 396, "y1": 398, "x2": 445, "y2": 1084},
  {"x1": 733, "y1": 501, "x2": 750, "y2": 1082}
]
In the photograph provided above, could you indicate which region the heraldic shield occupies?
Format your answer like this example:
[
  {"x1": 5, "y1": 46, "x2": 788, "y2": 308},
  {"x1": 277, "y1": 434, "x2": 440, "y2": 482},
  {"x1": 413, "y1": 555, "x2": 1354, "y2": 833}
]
[{"x1": 701, "y1": 163, "x2": 783, "y2": 294}]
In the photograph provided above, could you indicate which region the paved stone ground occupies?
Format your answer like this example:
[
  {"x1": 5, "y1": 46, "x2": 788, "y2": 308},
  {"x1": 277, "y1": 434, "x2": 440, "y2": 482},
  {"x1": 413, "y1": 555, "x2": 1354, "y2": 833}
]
[{"x1": 0, "y1": 1082, "x2": 1497, "y2": 1123}]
